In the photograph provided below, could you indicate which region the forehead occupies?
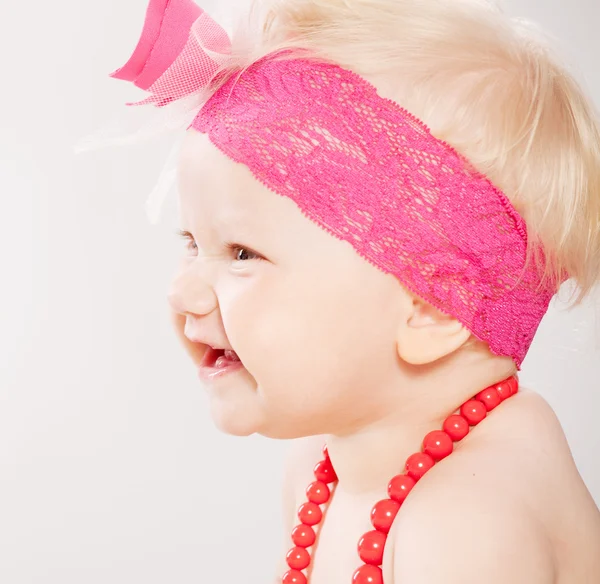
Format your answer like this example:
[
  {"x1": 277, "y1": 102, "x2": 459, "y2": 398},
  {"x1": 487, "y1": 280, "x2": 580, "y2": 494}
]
[
  {"x1": 177, "y1": 129, "x2": 277, "y2": 233},
  {"x1": 175, "y1": 129, "x2": 341, "y2": 260}
]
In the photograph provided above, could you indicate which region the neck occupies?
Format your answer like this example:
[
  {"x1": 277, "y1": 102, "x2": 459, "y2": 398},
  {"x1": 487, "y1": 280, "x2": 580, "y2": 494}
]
[{"x1": 325, "y1": 355, "x2": 516, "y2": 496}]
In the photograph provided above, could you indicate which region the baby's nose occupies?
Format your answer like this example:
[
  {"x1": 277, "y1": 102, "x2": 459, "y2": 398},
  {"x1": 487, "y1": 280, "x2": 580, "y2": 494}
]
[
  {"x1": 166, "y1": 286, "x2": 185, "y2": 315},
  {"x1": 166, "y1": 269, "x2": 218, "y2": 317}
]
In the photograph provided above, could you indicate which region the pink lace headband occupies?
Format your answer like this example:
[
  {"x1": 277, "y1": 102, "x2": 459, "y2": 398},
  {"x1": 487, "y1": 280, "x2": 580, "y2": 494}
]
[{"x1": 110, "y1": 0, "x2": 563, "y2": 369}]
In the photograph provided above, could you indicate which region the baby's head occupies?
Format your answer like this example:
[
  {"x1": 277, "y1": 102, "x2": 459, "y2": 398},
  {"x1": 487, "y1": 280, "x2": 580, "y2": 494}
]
[
  {"x1": 116, "y1": 0, "x2": 600, "y2": 438},
  {"x1": 170, "y1": 127, "x2": 499, "y2": 438}
]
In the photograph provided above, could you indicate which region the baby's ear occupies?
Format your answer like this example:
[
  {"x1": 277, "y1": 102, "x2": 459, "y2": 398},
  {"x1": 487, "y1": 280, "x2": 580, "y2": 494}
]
[{"x1": 396, "y1": 295, "x2": 472, "y2": 365}]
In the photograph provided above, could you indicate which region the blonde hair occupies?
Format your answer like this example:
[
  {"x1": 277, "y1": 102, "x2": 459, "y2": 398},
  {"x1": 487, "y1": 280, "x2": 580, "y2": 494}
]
[{"x1": 216, "y1": 0, "x2": 600, "y2": 306}]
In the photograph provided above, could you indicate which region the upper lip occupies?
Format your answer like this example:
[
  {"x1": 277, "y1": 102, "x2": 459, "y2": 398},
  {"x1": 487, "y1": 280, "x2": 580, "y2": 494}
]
[{"x1": 185, "y1": 335, "x2": 232, "y2": 352}]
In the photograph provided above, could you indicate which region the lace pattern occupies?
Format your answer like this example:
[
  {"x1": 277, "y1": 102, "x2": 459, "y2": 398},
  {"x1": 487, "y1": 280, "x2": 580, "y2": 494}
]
[{"x1": 193, "y1": 56, "x2": 559, "y2": 368}]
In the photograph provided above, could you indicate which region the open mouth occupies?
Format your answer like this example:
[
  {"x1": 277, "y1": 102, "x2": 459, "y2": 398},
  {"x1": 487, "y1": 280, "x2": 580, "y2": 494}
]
[
  {"x1": 201, "y1": 347, "x2": 242, "y2": 369},
  {"x1": 197, "y1": 346, "x2": 245, "y2": 382}
]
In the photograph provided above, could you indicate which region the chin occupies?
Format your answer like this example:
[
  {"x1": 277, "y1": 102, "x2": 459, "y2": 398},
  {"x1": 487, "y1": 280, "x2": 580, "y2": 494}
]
[
  {"x1": 210, "y1": 402, "x2": 261, "y2": 437},
  {"x1": 211, "y1": 410, "x2": 310, "y2": 440},
  {"x1": 216, "y1": 424, "x2": 256, "y2": 437},
  {"x1": 212, "y1": 413, "x2": 257, "y2": 437}
]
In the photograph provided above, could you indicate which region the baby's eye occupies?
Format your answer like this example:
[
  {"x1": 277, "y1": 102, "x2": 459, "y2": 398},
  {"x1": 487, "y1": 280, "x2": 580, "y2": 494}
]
[
  {"x1": 176, "y1": 229, "x2": 198, "y2": 254},
  {"x1": 175, "y1": 230, "x2": 262, "y2": 262},
  {"x1": 225, "y1": 242, "x2": 262, "y2": 262}
]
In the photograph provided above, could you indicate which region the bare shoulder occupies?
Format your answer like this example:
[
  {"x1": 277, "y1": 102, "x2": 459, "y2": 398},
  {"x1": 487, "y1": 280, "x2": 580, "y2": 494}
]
[
  {"x1": 391, "y1": 387, "x2": 600, "y2": 584},
  {"x1": 392, "y1": 476, "x2": 555, "y2": 583}
]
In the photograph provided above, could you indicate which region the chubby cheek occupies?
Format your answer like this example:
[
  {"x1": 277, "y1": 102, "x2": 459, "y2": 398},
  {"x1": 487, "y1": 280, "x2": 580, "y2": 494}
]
[
  {"x1": 221, "y1": 273, "x2": 374, "y2": 416},
  {"x1": 219, "y1": 279, "x2": 299, "y2": 382}
]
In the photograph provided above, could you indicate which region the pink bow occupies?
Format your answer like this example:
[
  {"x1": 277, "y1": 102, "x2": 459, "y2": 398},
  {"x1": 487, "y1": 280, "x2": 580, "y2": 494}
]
[{"x1": 110, "y1": 0, "x2": 232, "y2": 107}]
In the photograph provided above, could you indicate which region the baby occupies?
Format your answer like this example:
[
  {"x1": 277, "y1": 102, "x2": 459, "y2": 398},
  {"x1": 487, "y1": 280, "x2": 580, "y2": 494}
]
[{"x1": 108, "y1": 0, "x2": 600, "y2": 582}]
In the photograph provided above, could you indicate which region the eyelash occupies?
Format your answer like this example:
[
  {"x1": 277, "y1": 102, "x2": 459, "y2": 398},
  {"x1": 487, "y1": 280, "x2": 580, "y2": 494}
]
[{"x1": 175, "y1": 229, "x2": 261, "y2": 262}]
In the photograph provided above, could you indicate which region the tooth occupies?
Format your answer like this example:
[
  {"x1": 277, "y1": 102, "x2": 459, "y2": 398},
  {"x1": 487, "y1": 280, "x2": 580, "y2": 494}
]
[{"x1": 215, "y1": 356, "x2": 229, "y2": 368}]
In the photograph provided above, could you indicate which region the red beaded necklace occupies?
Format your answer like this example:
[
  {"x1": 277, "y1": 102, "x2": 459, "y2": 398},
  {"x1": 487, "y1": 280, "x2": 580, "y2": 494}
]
[{"x1": 281, "y1": 376, "x2": 519, "y2": 584}]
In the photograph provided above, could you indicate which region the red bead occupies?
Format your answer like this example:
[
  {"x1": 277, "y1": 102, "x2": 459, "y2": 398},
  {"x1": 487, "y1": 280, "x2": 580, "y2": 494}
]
[
  {"x1": 495, "y1": 380, "x2": 512, "y2": 401},
  {"x1": 314, "y1": 458, "x2": 337, "y2": 483},
  {"x1": 508, "y1": 375, "x2": 519, "y2": 395},
  {"x1": 460, "y1": 399, "x2": 487, "y2": 425},
  {"x1": 476, "y1": 387, "x2": 502, "y2": 411},
  {"x1": 291, "y1": 524, "x2": 316, "y2": 548},
  {"x1": 322, "y1": 443, "x2": 329, "y2": 458},
  {"x1": 352, "y1": 564, "x2": 383, "y2": 584},
  {"x1": 387, "y1": 474, "x2": 416, "y2": 503},
  {"x1": 370, "y1": 499, "x2": 400, "y2": 534},
  {"x1": 422, "y1": 430, "x2": 454, "y2": 461},
  {"x1": 297, "y1": 502, "x2": 322, "y2": 526},
  {"x1": 286, "y1": 546, "x2": 311, "y2": 570},
  {"x1": 282, "y1": 569, "x2": 307, "y2": 584},
  {"x1": 405, "y1": 452, "x2": 435, "y2": 480},
  {"x1": 357, "y1": 530, "x2": 387, "y2": 565},
  {"x1": 306, "y1": 480, "x2": 330, "y2": 505},
  {"x1": 443, "y1": 414, "x2": 470, "y2": 441}
]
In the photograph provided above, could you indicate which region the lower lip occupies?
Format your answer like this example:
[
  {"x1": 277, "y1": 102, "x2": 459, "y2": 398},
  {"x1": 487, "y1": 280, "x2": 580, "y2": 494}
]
[{"x1": 198, "y1": 359, "x2": 245, "y2": 382}]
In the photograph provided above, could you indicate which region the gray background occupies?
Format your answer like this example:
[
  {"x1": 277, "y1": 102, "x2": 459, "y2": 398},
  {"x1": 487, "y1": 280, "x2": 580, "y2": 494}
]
[{"x1": 1, "y1": 0, "x2": 598, "y2": 582}]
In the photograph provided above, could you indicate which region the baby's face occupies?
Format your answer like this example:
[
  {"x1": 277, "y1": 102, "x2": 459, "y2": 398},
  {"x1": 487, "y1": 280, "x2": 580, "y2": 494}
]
[{"x1": 168, "y1": 129, "x2": 406, "y2": 438}]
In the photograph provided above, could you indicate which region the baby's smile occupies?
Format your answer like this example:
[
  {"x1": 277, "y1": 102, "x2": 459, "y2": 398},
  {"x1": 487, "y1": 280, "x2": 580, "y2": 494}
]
[{"x1": 197, "y1": 344, "x2": 245, "y2": 383}]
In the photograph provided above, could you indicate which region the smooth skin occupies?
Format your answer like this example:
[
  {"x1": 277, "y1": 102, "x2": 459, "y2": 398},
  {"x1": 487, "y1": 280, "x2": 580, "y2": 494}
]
[{"x1": 168, "y1": 129, "x2": 600, "y2": 584}]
